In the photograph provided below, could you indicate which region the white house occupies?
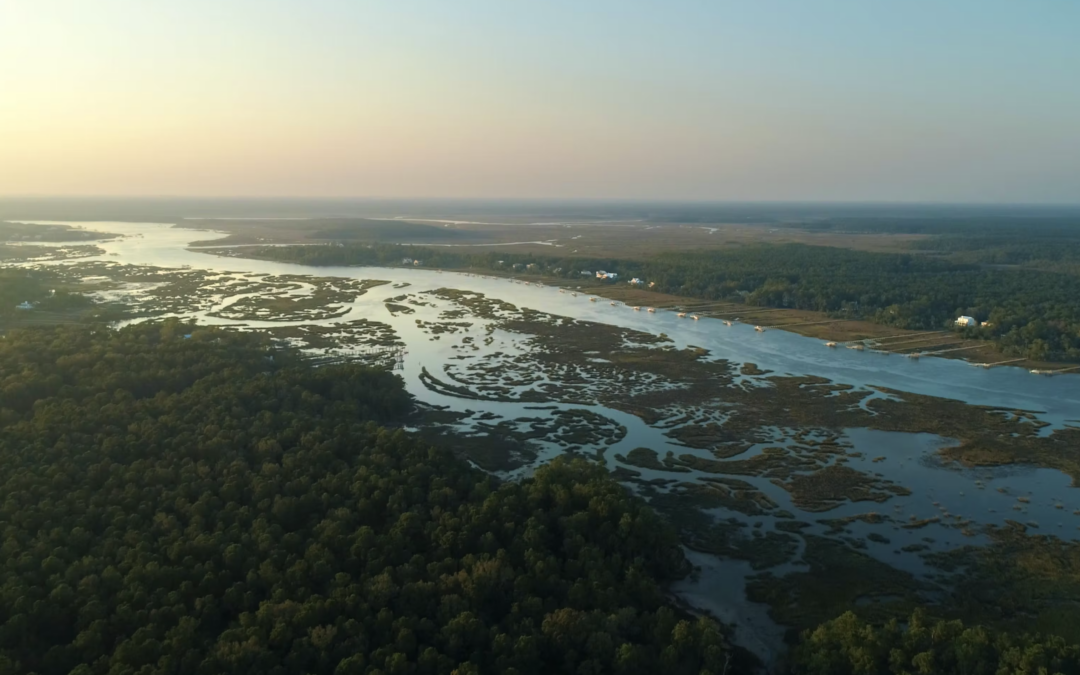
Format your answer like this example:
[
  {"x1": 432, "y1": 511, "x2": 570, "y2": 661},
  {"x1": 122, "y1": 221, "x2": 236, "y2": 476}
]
[{"x1": 955, "y1": 315, "x2": 976, "y2": 327}]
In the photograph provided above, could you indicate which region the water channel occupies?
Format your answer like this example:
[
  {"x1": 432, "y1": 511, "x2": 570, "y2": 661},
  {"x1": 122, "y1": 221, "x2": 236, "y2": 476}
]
[{"x1": 8, "y1": 220, "x2": 1080, "y2": 666}]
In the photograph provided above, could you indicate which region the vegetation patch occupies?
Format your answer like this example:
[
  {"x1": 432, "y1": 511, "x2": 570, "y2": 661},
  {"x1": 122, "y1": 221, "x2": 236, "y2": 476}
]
[{"x1": 747, "y1": 536, "x2": 928, "y2": 630}]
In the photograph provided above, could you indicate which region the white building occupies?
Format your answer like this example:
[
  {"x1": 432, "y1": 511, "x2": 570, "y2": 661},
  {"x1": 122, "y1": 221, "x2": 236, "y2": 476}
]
[
  {"x1": 955, "y1": 315, "x2": 976, "y2": 327},
  {"x1": 629, "y1": 278, "x2": 643, "y2": 285}
]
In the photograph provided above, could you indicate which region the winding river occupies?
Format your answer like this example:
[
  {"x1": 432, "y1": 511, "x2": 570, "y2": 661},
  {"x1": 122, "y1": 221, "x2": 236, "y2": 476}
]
[{"x1": 10, "y1": 220, "x2": 1080, "y2": 666}]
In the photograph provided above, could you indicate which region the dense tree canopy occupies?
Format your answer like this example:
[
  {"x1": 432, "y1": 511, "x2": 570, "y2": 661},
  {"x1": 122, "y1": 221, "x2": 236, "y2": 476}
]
[
  {"x1": 792, "y1": 610, "x2": 1080, "y2": 675},
  {"x1": 0, "y1": 322, "x2": 739, "y2": 675}
]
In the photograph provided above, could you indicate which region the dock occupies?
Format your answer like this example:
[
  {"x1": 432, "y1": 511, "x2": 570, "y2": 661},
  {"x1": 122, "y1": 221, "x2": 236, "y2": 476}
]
[
  {"x1": 919, "y1": 344, "x2": 986, "y2": 356},
  {"x1": 764, "y1": 318, "x2": 846, "y2": 330},
  {"x1": 973, "y1": 358, "x2": 1026, "y2": 369}
]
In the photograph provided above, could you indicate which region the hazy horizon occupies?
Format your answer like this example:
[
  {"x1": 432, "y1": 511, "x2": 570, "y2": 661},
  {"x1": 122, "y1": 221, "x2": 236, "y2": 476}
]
[{"x1": 2, "y1": 1, "x2": 1079, "y2": 203}]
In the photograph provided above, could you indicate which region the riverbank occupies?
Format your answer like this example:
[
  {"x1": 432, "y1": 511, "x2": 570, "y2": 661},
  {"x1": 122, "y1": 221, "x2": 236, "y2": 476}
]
[{"x1": 218, "y1": 244, "x2": 1071, "y2": 374}]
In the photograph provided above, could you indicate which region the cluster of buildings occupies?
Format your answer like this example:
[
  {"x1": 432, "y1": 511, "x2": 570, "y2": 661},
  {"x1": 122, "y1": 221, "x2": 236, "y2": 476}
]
[
  {"x1": 400, "y1": 258, "x2": 423, "y2": 266},
  {"x1": 955, "y1": 315, "x2": 992, "y2": 328},
  {"x1": 594, "y1": 270, "x2": 618, "y2": 280}
]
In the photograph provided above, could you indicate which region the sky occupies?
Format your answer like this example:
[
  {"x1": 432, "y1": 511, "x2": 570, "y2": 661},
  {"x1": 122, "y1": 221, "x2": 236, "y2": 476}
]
[{"x1": 1, "y1": 1, "x2": 1078, "y2": 203}]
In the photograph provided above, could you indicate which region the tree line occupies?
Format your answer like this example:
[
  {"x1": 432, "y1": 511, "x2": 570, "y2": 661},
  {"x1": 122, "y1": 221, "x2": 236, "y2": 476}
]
[{"x1": 244, "y1": 238, "x2": 1080, "y2": 362}]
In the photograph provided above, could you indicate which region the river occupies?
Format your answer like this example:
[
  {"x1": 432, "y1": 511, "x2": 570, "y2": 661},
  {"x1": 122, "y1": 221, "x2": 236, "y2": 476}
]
[{"x1": 9, "y1": 220, "x2": 1080, "y2": 668}]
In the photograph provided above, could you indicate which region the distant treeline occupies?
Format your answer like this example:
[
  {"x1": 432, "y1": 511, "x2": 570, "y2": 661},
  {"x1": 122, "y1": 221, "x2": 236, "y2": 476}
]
[{"x1": 243, "y1": 240, "x2": 1080, "y2": 362}]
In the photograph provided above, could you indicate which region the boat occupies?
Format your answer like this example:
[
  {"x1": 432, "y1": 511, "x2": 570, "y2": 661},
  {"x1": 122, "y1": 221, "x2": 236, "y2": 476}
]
[
  {"x1": 589, "y1": 297, "x2": 597, "y2": 302},
  {"x1": 632, "y1": 306, "x2": 641, "y2": 311},
  {"x1": 691, "y1": 315, "x2": 700, "y2": 320},
  {"x1": 1030, "y1": 369, "x2": 1054, "y2": 376},
  {"x1": 825, "y1": 341, "x2": 837, "y2": 348},
  {"x1": 847, "y1": 344, "x2": 864, "y2": 351},
  {"x1": 571, "y1": 292, "x2": 577, "y2": 297},
  {"x1": 907, "y1": 352, "x2": 921, "y2": 359},
  {"x1": 647, "y1": 308, "x2": 656, "y2": 313},
  {"x1": 610, "y1": 301, "x2": 616, "y2": 306},
  {"x1": 754, "y1": 325, "x2": 765, "y2": 332},
  {"x1": 677, "y1": 312, "x2": 687, "y2": 318},
  {"x1": 723, "y1": 320, "x2": 733, "y2": 327}
]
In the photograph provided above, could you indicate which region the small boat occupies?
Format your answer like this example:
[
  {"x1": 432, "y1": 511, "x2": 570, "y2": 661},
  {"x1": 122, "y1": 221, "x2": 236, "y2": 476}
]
[
  {"x1": 571, "y1": 293, "x2": 577, "y2": 297},
  {"x1": 647, "y1": 308, "x2": 656, "y2": 313},
  {"x1": 1030, "y1": 369, "x2": 1054, "y2": 376},
  {"x1": 723, "y1": 320, "x2": 733, "y2": 327},
  {"x1": 610, "y1": 301, "x2": 617, "y2": 306},
  {"x1": 754, "y1": 325, "x2": 765, "y2": 332},
  {"x1": 847, "y1": 344, "x2": 864, "y2": 351},
  {"x1": 558, "y1": 290, "x2": 565, "y2": 293},
  {"x1": 632, "y1": 306, "x2": 641, "y2": 311},
  {"x1": 691, "y1": 315, "x2": 700, "y2": 320},
  {"x1": 589, "y1": 297, "x2": 597, "y2": 302},
  {"x1": 907, "y1": 352, "x2": 921, "y2": 359},
  {"x1": 677, "y1": 312, "x2": 687, "y2": 318},
  {"x1": 825, "y1": 341, "x2": 838, "y2": 348}
]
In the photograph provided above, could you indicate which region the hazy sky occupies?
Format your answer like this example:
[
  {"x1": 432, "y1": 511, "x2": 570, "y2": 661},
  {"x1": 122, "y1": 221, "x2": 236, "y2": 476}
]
[{"x1": 1, "y1": 1, "x2": 1078, "y2": 202}]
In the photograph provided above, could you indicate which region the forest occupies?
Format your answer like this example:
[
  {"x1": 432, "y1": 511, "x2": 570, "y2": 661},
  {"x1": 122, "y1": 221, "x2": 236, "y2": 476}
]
[
  {"x1": 0, "y1": 322, "x2": 739, "y2": 675},
  {"x1": 244, "y1": 231, "x2": 1080, "y2": 362},
  {"x1": 0, "y1": 269, "x2": 94, "y2": 321},
  {"x1": 791, "y1": 610, "x2": 1080, "y2": 675},
  {"x1": 2, "y1": 321, "x2": 1077, "y2": 674}
]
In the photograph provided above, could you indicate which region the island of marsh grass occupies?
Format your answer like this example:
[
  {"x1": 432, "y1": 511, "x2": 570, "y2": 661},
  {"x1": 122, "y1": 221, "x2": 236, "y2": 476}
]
[
  {"x1": 420, "y1": 288, "x2": 1080, "y2": 486},
  {"x1": 747, "y1": 535, "x2": 928, "y2": 631},
  {"x1": 0, "y1": 243, "x2": 105, "y2": 262},
  {"x1": 778, "y1": 465, "x2": 912, "y2": 512},
  {"x1": 260, "y1": 318, "x2": 402, "y2": 351},
  {"x1": 926, "y1": 522, "x2": 1080, "y2": 642},
  {"x1": 208, "y1": 276, "x2": 388, "y2": 321},
  {"x1": 615, "y1": 447, "x2": 691, "y2": 473}
]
